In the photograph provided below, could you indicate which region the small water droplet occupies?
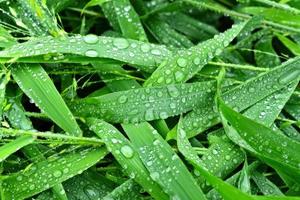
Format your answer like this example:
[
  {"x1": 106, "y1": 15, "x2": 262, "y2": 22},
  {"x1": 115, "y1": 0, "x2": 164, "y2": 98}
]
[
  {"x1": 118, "y1": 95, "x2": 127, "y2": 103},
  {"x1": 141, "y1": 44, "x2": 150, "y2": 52},
  {"x1": 85, "y1": 50, "x2": 98, "y2": 57}
]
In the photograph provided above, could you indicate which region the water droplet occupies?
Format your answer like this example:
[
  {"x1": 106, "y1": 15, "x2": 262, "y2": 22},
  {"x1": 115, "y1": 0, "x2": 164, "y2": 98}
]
[
  {"x1": 53, "y1": 170, "x2": 62, "y2": 178},
  {"x1": 175, "y1": 71, "x2": 185, "y2": 82},
  {"x1": 151, "y1": 49, "x2": 161, "y2": 55},
  {"x1": 120, "y1": 145, "x2": 134, "y2": 158},
  {"x1": 141, "y1": 44, "x2": 150, "y2": 52},
  {"x1": 177, "y1": 58, "x2": 187, "y2": 67},
  {"x1": 85, "y1": 50, "x2": 98, "y2": 57},
  {"x1": 145, "y1": 109, "x2": 154, "y2": 121},
  {"x1": 167, "y1": 85, "x2": 180, "y2": 97},
  {"x1": 150, "y1": 172, "x2": 160, "y2": 181},
  {"x1": 118, "y1": 95, "x2": 127, "y2": 103},
  {"x1": 113, "y1": 38, "x2": 129, "y2": 49},
  {"x1": 159, "y1": 112, "x2": 168, "y2": 119},
  {"x1": 83, "y1": 34, "x2": 99, "y2": 44},
  {"x1": 193, "y1": 57, "x2": 200, "y2": 65}
]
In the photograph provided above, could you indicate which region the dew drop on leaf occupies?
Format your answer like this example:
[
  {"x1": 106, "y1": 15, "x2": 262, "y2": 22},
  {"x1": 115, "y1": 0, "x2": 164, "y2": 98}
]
[
  {"x1": 120, "y1": 145, "x2": 134, "y2": 158},
  {"x1": 83, "y1": 34, "x2": 99, "y2": 44}
]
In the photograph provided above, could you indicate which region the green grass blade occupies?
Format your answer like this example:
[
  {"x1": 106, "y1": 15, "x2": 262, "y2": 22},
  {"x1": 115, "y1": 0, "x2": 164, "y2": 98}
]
[
  {"x1": 0, "y1": 135, "x2": 35, "y2": 162},
  {"x1": 169, "y1": 56, "x2": 300, "y2": 139},
  {"x1": 252, "y1": 172, "x2": 284, "y2": 196},
  {"x1": 123, "y1": 122, "x2": 206, "y2": 200},
  {"x1": 86, "y1": 118, "x2": 168, "y2": 200},
  {"x1": 1, "y1": 147, "x2": 107, "y2": 199},
  {"x1": 0, "y1": 70, "x2": 10, "y2": 119},
  {"x1": 11, "y1": 63, "x2": 82, "y2": 136},
  {"x1": 277, "y1": 34, "x2": 300, "y2": 56},
  {"x1": 103, "y1": 179, "x2": 143, "y2": 200},
  {"x1": 144, "y1": 21, "x2": 248, "y2": 86},
  {"x1": 219, "y1": 99, "x2": 300, "y2": 185},
  {"x1": 0, "y1": 35, "x2": 171, "y2": 73},
  {"x1": 69, "y1": 81, "x2": 215, "y2": 123}
]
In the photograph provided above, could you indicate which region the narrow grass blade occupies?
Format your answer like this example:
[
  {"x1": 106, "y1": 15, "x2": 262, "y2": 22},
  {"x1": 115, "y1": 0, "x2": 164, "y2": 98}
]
[
  {"x1": 144, "y1": 21, "x2": 248, "y2": 86},
  {"x1": 169, "y1": 56, "x2": 300, "y2": 139},
  {"x1": 69, "y1": 81, "x2": 215, "y2": 123},
  {"x1": 0, "y1": 35, "x2": 171, "y2": 72},
  {"x1": 103, "y1": 179, "x2": 143, "y2": 200},
  {"x1": 11, "y1": 63, "x2": 82, "y2": 136},
  {"x1": 1, "y1": 147, "x2": 107, "y2": 199},
  {"x1": 252, "y1": 172, "x2": 284, "y2": 196},
  {"x1": 0, "y1": 70, "x2": 10, "y2": 119},
  {"x1": 0, "y1": 135, "x2": 35, "y2": 162},
  {"x1": 277, "y1": 34, "x2": 300, "y2": 56},
  {"x1": 219, "y1": 100, "x2": 300, "y2": 184},
  {"x1": 254, "y1": 35, "x2": 281, "y2": 68},
  {"x1": 86, "y1": 118, "x2": 168, "y2": 200},
  {"x1": 123, "y1": 122, "x2": 206, "y2": 200}
]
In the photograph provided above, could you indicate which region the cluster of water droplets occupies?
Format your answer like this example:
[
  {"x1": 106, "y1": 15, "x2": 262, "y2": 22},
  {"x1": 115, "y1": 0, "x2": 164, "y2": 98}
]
[{"x1": 71, "y1": 81, "x2": 215, "y2": 124}]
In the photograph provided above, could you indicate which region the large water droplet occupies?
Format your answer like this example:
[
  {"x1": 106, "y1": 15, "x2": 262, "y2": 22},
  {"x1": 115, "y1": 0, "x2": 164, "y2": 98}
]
[
  {"x1": 83, "y1": 34, "x2": 99, "y2": 44},
  {"x1": 150, "y1": 172, "x2": 160, "y2": 181},
  {"x1": 118, "y1": 95, "x2": 127, "y2": 103},
  {"x1": 141, "y1": 44, "x2": 150, "y2": 52},
  {"x1": 120, "y1": 145, "x2": 134, "y2": 158},
  {"x1": 85, "y1": 50, "x2": 98, "y2": 57},
  {"x1": 175, "y1": 71, "x2": 185, "y2": 82},
  {"x1": 167, "y1": 85, "x2": 180, "y2": 97},
  {"x1": 53, "y1": 170, "x2": 62, "y2": 178},
  {"x1": 145, "y1": 109, "x2": 154, "y2": 121},
  {"x1": 113, "y1": 38, "x2": 129, "y2": 49},
  {"x1": 177, "y1": 58, "x2": 187, "y2": 67}
]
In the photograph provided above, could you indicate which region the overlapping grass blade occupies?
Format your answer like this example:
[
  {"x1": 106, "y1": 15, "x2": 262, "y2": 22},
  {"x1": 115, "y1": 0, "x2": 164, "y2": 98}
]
[
  {"x1": 0, "y1": 35, "x2": 171, "y2": 72},
  {"x1": 168, "y1": 56, "x2": 300, "y2": 139},
  {"x1": 86, "y1": 118, "x2": 168, "y2": 200},
  {"x1": 219, "y1": 100, "x2": 300, "y2": 184},
  {"x1": 144, "y1": 21, "x2": 248, "y2": 86},
  {"x1": 1, "y1": 147, "x2": 107, "y2": 199},
  {"x1": 0, "y1": 70, "x2": 10, "y2": 119},
  {"x1": 123, "y1": 122, "x2": 206, "y2": 200},
  {"x1": 69, "y1": 81, "x2": 215, "y2": 123},
  {"x1": 103, "y1": 179, "x2": 143, "y2": 200},
  {"x1": 12, "y1": 63, "x2": 82, "y2": 136},
  {"x1": 0, "y1": 135, "x2": 35, "y2": 162}
]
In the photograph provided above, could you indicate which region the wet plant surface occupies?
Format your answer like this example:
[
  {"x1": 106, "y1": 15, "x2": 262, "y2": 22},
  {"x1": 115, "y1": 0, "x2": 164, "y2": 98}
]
[{"x1": 0, "y1": 0, "x2": 300, "y2": 199}]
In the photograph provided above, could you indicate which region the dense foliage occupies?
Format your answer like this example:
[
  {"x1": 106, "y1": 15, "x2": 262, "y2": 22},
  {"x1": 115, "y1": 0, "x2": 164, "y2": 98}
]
[{"x1": 0, "y1": 0, "x2": 300, "y2": 199}]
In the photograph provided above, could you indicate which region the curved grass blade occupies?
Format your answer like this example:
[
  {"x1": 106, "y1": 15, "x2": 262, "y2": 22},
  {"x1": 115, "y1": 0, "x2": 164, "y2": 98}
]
[
  {"x1": 122, "y1": 122, "x2": 206, "y2": 200},
  {"x1": 11, "y1": 63, "x2": 82, "y2": 136},
  {"x1": 0, "y1": 70, "x2": 10, "y2": 120},
  {"x1": 69, "y1": 81, "x2": 215, "y2": 123},
  {"x1": 103, "y1": 179, "x2": 143, "y2": 200},
  {"x1": 0, "y1": 35, "x2": 171, "y2": 73},
  {"x1": 145, "y1": 15, "x2": 193, "y2": 48},
  {"x1": 112, "y1": 0, "x2": 147, "y2": 41},
  {"x1": 168, "y1": 56, "x2": 300, "y2": 139},
  {"x1": 219, "y1": 100, "x2": 300, "y2": 185},
  {"x1": 0, "y1": 135, "x2": 35, "y2": 162},
  {"x1": 162, "y1": 12, "x2": 218, "y2": 41},
  {"x1": 144, "y1": 21, "x2": 248, "y2": 86},
  {"x1": 277, "y1": 34, "x2": 300, "y2": 56},
  {"x1": 177, "y1": 124, "x2": 300, "y2": 200},
  {"x1": 254, "y1": 35, "x2": 280, "y2": 68},
  {"x1": 1, "y1": 147, "x2": 107, "y2": 200},
  {"x1": 252, "y1": 172, "x2": 284, "y2": 196},
  {"x1": 86, "y1": 118, "x2": 168, "y2": 200}
]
